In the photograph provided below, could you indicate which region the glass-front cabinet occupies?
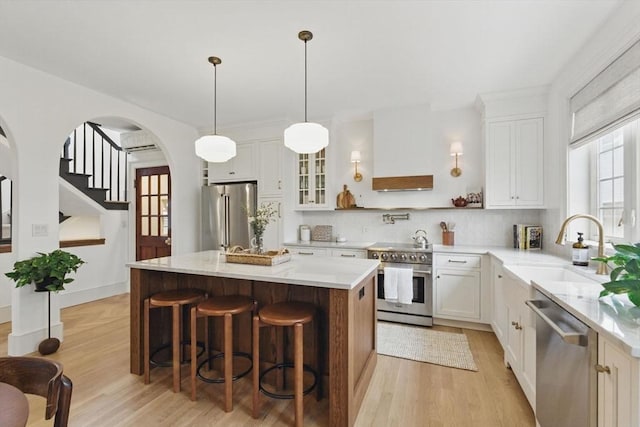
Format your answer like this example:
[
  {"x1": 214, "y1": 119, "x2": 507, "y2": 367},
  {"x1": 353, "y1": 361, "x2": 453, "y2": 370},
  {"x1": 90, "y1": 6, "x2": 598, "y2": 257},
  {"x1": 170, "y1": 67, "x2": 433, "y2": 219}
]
[{"x1": 296, "y1": 148, "x2": 328, "y2": 209}]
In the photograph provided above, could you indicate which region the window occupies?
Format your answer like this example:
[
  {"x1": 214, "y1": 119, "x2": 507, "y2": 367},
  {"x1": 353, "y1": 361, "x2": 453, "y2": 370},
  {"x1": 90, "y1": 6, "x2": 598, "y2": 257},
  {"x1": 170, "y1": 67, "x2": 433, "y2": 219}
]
[
  {"x1": 569, "y1": 119, "x2": 638, "y2": 244},
  {"x1": 595, "y1": 128, "x2": 625, "y2": 240}
]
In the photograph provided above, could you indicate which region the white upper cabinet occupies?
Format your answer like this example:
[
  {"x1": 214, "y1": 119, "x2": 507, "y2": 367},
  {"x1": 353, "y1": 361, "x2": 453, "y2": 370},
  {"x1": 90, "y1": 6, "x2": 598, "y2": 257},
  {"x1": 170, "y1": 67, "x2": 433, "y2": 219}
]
[
  {"x1": 257, "y1": 139, "x2": 283, "y2": 197},
  {"x1": 295, "y1": 148, "x2": 330, "y2": 209},
  {"x1": 207, "y1": 143, "x2": 257, "y2": 183},
  {"x1": 485, "y1": 117, "x2": 544, "y2": 208}
]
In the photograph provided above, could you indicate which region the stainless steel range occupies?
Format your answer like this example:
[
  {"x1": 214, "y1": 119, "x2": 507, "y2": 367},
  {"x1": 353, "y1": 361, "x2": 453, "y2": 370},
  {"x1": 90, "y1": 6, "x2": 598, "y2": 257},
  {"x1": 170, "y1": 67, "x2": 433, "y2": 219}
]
[{"x1": 368, "y1": 242, "x2": 433, "y2": 326}]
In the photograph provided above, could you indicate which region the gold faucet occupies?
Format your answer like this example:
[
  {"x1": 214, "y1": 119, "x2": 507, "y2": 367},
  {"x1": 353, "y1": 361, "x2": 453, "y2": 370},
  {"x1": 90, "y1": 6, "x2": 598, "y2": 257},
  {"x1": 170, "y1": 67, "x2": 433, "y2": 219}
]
[{"x1": 555, "y1": 214, "x2": 608, "y2": 275}]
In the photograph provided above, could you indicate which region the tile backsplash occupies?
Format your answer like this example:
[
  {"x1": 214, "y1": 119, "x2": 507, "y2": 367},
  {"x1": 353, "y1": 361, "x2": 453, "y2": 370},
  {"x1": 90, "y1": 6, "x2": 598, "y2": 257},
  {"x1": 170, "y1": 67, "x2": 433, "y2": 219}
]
[{"x1": 300, "y1": 209, "x2": 543, "y2": 247}]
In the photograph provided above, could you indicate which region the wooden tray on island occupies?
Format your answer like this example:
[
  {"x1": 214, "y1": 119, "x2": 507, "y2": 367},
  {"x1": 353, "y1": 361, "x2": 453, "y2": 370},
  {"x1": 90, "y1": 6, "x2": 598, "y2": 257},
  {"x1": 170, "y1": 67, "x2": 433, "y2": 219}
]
[{"x1": 225, "y1": 246, "x2": 291, "y2": 266}]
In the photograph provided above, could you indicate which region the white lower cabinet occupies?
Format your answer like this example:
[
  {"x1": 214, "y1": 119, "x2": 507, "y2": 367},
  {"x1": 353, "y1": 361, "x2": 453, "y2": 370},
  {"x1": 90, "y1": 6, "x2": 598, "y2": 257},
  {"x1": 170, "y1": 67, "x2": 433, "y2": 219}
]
[
  {"x1": 284, "y1": 246, "x2": 367, "y2": 259},
  {"x1": 330, "y1": 249, "x2": 367, "y2": 259},
  {"x1": 434, "y1": 253, "x2": 482, "y2": 321},
  {"x1": 502, "y1": 273, "x2": 535, "y2": 410},
  {"x1": 598, "y1": 335, "x2": 640, "y2": 427},
  {"x1": 490, "y1": 258, "x2": 507, "y2": 348},
  {"x1": 285, "y1": 247, "x2": 328, "y2": 256}
]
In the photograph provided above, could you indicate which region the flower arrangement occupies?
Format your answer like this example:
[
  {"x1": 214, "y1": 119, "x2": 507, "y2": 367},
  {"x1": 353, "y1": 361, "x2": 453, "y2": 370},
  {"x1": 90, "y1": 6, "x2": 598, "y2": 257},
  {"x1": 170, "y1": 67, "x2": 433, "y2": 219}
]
[{"x1": 247, "y1": 202, "x2": 277, "y2": 253}]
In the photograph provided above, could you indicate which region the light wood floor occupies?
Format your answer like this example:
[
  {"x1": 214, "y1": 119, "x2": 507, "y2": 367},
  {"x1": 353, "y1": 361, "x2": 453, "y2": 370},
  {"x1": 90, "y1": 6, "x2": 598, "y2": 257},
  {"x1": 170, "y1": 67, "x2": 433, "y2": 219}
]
[{"x1": 0, "y1": 294, "x2": 535, "y2": 426}]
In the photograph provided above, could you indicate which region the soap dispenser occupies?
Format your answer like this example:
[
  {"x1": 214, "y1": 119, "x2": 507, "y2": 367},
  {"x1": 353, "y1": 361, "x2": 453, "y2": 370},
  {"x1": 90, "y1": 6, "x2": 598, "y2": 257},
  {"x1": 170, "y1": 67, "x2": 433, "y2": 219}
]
[{"x1": 572, "y1": 232, "x2": 589, "y2": 266}]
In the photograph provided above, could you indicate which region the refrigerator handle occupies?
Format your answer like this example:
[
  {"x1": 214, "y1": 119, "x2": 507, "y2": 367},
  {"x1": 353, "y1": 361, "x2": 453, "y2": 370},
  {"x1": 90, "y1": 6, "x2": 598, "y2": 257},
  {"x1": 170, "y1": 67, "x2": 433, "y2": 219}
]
[{"x1": 223, "y1": 194, "x2": 231, "y2": 249}]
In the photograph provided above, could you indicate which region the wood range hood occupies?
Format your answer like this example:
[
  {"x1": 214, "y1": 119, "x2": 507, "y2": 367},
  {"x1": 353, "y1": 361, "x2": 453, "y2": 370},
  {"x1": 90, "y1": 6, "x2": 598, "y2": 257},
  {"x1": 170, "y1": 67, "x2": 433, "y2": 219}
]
[{"x1": 372, "y1": 175, "x2": 434, "y2": 191}]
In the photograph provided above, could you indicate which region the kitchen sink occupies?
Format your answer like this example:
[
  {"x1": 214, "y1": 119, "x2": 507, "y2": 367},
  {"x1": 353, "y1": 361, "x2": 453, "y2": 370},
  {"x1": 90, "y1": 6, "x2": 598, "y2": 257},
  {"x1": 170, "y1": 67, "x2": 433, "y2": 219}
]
[{"x1": 504, "y1": 265, "x2": 597, "y2": 285}]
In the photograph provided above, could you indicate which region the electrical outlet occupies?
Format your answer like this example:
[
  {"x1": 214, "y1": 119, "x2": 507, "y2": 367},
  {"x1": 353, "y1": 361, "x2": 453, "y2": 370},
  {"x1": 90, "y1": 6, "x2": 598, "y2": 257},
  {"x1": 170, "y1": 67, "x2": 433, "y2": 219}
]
[{"x1": 32, "y1": 224, "x2": 48, "y2": 237}]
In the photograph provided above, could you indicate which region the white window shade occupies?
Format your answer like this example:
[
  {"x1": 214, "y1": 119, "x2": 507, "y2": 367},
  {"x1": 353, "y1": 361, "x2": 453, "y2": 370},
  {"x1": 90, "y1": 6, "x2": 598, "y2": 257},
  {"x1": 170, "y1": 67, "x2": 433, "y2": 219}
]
[{"x1": 571, "y1": 38, "x2": 640, "y2": 145}]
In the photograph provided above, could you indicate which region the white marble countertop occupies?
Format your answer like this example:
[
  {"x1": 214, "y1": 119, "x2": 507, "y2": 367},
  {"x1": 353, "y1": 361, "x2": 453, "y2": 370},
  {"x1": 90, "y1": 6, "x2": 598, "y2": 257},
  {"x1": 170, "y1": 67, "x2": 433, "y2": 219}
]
[
  {"x1": 531, "y1": 279, "x2": 640, "y2": 357},
  {"x1": 127, "y1": 250, "x2": 379, "y2": 290},
  {"x1": 284, "y1": 240, "x2": 376, "y2": 250},
  {"x1": 473, "y1": 248, "x2": 639, "y2": 357}
]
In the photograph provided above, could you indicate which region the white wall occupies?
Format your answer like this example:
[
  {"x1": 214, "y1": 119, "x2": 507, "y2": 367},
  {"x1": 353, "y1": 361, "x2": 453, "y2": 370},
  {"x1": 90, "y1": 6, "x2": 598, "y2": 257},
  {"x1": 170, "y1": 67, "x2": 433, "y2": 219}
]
[
  {"x1": 331, "y1": 105, "x2": 483, "y2": 209},
  {"x1": 0, "y1": 55, "x2": 200, "y2": 354},
  {"x1": 542, "y1": 0, "x2": 640, "y2": 257},
  {"x1": 302, "y1": 209, "x2": 541, "y2": 247},
  {"x1": 301, "y1": 104, "x2": 541, "y2": 245}
]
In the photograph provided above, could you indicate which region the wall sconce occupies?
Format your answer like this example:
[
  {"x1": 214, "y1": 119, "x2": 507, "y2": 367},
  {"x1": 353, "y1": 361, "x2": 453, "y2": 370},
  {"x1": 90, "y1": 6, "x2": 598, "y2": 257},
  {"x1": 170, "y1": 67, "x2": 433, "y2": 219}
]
[
  {"x1": 351, "y1": 150, "x2": 363, "y2": 182},
  {"x1": 450, "y1": 141, "x2": 463, "y2": 177}
]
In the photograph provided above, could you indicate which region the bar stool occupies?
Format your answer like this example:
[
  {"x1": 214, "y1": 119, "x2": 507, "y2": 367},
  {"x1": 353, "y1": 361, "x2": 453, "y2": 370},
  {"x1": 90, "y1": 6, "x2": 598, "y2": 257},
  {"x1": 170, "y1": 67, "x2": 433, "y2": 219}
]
[
  {"x1": 252, "y1": 301, "x2": 321, "y2": 427},
  {"x1": 144, "y1": 288, "x2": 206, "y2": 393},
  {"x1": 190, "y1": 295, "x2": 257, "y2": 412}
]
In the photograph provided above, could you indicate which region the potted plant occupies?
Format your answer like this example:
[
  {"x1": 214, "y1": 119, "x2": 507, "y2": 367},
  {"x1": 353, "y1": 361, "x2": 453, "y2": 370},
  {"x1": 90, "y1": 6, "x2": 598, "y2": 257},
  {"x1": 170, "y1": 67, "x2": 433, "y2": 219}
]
[
  {"x1": 5, "y1": 249, "x2": 85, "y2": 355},
  {"x1": 5, "y1": 249, "x2": 85, "y2": 292},
  {"x1": 594, "y1": 243, "x2": 640, "y2": 306}
]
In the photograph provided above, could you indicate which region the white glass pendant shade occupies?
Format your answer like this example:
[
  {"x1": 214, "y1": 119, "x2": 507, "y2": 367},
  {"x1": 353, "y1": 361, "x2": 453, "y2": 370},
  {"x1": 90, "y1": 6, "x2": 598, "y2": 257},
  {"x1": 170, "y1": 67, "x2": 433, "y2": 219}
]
[
  {"x1": 284, "y1": 122, "x2": 329, "y2": 154},
  {"x1": 195, "y1": 134, "x2": 237, "y2": 163}
]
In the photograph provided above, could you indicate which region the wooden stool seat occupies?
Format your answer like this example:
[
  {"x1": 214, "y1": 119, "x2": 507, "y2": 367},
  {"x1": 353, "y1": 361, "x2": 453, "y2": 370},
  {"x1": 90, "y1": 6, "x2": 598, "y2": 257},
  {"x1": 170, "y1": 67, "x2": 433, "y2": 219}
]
[
  {"x1": 144, "y1": 288, "x2": 206, "y2": 393},
  {"x1": 191, "y1": 295, "x2": 257, "y2": 412},
  {"x1": 253, "y1": 301, "x2": 320, "y2": 427},
  {"x1": 150, "y1": 289, "x2": 206, "y2": 306},
  {"x1": 258, "y1": 302, "x2": 316, "y2": 326},
  {"x1": 196, "y1": 295, "x2": 255, "y2": 317}
]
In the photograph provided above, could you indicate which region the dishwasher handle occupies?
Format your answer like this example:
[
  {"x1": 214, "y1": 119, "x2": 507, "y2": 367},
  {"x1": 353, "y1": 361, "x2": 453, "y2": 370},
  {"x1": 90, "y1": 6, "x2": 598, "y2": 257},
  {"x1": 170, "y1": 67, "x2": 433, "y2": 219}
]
[{"x1": 525, "y1": 300, "x2": 587, "y2": 346}]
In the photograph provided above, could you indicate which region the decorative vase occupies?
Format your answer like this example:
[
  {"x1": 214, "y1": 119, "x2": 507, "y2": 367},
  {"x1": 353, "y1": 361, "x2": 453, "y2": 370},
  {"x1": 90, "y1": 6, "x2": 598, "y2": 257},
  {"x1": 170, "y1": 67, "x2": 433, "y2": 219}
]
[{"x1": 252, "y1": 235, "x2": 264, "y2": 254}]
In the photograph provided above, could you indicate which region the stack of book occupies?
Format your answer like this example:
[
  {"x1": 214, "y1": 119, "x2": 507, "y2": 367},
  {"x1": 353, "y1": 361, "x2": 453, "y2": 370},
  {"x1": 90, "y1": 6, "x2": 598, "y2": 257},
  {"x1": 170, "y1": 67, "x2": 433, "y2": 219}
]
[{"x1": 513, "y1": 224, "x2": 542, "y2": 250}]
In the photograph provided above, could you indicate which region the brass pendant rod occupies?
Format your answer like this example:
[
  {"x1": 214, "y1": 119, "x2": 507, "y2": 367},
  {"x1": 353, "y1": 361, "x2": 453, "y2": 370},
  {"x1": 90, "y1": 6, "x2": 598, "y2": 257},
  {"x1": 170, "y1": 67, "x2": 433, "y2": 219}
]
[
  {"x1": 304, "y1": 37, "x2": 308, "y2": 123},
  {"x1": 207, "y1": 56, "x2": 222, "y2": 135}
]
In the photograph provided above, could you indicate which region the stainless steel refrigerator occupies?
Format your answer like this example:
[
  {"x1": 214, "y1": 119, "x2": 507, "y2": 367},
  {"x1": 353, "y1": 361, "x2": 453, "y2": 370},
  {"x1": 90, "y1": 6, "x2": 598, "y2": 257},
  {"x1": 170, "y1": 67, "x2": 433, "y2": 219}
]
[{"x1": 202, "y1": 182, "x2": 257, "y2": 251}]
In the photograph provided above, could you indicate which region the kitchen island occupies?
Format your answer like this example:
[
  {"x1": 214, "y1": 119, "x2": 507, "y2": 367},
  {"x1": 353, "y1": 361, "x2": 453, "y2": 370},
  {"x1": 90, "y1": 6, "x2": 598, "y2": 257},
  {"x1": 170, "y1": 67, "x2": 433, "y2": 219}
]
[{"x1": 127, "y1": 250, "x2": 379, "y2": 427}]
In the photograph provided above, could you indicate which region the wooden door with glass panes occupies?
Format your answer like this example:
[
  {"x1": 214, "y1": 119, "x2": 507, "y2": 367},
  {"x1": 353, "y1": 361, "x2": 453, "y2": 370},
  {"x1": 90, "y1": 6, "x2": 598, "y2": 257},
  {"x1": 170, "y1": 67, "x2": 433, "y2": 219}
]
[
  {"x1": 296, "y1": 148, "x2": 326, "y2": 208},
  {"x1": 136, "y1": 166, "x2": 171, "y2": 260}
]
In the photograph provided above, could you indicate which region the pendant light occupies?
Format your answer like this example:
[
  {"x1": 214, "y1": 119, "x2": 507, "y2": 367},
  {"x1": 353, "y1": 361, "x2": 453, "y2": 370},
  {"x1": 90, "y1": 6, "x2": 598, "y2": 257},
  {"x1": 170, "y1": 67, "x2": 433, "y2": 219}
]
[
  {"x1": 284, "y1": 30, "x2": 329, "y2": 154},
  {"x1": 195, "y1": 56, "x2": 236, "y2": 163}
]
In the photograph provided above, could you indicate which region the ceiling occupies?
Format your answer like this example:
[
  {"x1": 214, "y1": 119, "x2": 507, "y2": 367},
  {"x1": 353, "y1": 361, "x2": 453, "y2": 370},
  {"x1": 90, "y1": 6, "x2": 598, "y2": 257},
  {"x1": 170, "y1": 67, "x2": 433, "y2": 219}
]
[{"x1": 0, "y1": 1, "x2": 622, "y2": 132}]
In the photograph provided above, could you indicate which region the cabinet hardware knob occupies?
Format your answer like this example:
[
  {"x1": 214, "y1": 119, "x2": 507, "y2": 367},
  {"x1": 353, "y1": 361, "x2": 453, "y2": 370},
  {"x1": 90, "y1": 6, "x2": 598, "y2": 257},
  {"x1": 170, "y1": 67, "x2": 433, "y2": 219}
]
[
  {"x1": 164, "y1": 237, "x2": 172, "y2": 245},
  {"x1": 498, "y1": 274, "x2": 503, "y2": 278},
  {"x1": 595, "y1": 364, "x2": 611, "y2": 374},
  {"x1": 278, "y1": 180, "x2": 282, "y2": 190},
  {"x1": 229, "y1": 171, "x2": 235, "y2": 175},
  {"x1": 515, "y1": 323, "x2": 523, "y2": 330},
  {"x1": 511, "y1": 321, "x2": 517, "y2": 326}
]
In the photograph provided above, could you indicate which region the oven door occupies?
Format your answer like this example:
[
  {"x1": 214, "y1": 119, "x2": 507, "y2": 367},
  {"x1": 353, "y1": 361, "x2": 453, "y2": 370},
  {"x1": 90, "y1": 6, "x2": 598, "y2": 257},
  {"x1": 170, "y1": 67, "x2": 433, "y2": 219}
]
[{"x1": 376, "y1": 266, "x2": 433, "y2": 325}]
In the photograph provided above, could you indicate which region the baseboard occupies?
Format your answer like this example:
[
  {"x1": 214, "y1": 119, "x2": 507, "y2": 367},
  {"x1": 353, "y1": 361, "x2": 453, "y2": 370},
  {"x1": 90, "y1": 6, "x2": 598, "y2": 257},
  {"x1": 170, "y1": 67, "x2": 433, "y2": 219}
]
[
  {"x1": 8, "y1": 322, "x2": 64, "y2": 356},
  {"x1": 0, "y1": 304, "x2": 10, "y2": 324},
  {"x1": 59, "y1": 281, "x2": 128, "y2": 308},
  {"x1": 433, "y1": 317, "x2": 493, "y2": 332}
]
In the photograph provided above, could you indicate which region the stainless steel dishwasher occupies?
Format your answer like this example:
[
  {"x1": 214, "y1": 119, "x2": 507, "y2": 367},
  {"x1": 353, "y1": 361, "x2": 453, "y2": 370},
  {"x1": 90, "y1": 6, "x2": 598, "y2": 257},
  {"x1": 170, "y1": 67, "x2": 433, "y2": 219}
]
[{"x1": 526, "y1": 290, "x2": 597, "y2": 427}]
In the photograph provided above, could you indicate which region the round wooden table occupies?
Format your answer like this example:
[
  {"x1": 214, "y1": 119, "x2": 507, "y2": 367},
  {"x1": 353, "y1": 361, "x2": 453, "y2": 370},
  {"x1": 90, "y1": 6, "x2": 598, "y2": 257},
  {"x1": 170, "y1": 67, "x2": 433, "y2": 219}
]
[{"x1": 0, "y1": 382, "x2": 29, "y2": 427}]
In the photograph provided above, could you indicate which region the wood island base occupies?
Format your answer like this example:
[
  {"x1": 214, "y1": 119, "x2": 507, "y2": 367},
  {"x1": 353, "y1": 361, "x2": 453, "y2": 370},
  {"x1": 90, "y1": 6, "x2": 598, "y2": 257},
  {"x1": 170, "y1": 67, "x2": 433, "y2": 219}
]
[{"x1": 129, "y1": 267, "x2": 377, "y2": 427}]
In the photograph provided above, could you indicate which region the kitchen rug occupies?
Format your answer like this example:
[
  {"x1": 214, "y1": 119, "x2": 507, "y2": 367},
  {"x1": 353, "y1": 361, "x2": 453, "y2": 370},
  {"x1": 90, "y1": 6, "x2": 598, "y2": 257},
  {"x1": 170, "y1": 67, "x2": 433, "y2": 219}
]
[{"x1": 377, "y1": 322, "x2": 478, "y2": 371}]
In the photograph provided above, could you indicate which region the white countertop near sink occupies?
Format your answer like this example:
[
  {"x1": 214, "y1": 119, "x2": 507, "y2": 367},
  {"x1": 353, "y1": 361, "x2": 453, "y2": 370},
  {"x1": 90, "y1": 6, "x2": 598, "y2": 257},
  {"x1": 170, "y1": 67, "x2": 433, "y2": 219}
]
[
  {"x1": 531, "y1": 279, "x2": 640, "y2": 357},
  {"x1": 434, "y1": 244, "x2": 637, "y2": 356}
]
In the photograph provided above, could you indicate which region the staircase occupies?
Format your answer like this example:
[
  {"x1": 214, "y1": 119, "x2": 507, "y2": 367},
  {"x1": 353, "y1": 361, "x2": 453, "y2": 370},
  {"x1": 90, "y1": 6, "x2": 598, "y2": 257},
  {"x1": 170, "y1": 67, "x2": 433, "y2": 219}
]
[{"x1": 59, "y1": 122, "x2": 129, "y2": 211}]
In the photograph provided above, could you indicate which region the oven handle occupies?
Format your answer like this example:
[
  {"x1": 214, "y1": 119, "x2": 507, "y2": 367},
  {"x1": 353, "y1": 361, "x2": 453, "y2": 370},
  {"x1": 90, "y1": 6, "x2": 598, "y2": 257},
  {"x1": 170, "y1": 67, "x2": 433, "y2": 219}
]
[{"x1": 378, "y1": 268, "x2": 431, "y2": 275}]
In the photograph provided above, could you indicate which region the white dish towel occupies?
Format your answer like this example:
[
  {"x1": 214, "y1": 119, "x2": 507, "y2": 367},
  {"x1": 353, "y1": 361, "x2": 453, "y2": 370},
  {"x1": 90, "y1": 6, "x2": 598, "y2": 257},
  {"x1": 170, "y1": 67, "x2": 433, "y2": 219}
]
[
  {"x1": 397, "y1": 268, "x2": 414, "y2": 305},
  {"x1": 384, "y1": 267, "x2": 414, "y2": 304},
  {"x1": 383, "y1": 267, "x2": 398, "y2": 301}
]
